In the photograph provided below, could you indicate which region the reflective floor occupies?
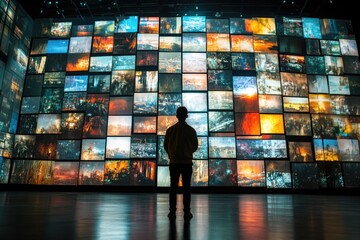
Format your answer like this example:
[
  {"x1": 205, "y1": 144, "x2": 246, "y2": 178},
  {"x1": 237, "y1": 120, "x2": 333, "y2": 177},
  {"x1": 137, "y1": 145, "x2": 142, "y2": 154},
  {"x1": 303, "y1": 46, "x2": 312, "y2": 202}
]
[{"x1": 0, "y1": 191, "x2": 360, "y2": 240}]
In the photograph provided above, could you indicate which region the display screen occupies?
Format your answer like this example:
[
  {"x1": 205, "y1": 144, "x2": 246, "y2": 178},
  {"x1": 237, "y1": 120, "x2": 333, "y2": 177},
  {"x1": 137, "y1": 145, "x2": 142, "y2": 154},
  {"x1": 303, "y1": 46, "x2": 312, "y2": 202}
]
[
  {"x1": 92, "y1": 36, "x2": 113, "y2": 53},
  {"x1": 139, "y1": 17, "x2": 159, "y2": 34},
  {"x1": 81, "y1": 139, "x2": 106, "y2": 160},
  {"x1": 160, "y1": 17, "x2": 181, "y2": 34},
  {"x1": 278, "y1": 17, "x2": 303, "y2": 37},
  {"x1": 66, "y1": 53, "x2": 90, "y2": 71},
  {"x1": 44, "y1": 72, "x2": 65, "y2": 88},
  {"x1": 46, "y1": 39, "x2": 69, "y2": 54},
  {"x1": 159, "y1": 36, "x2": 181, "y2": 51},
  {"x1": 115, "y1": 16, "x2": 138, "y2": 33},
  {"x1": 45, "y1": 54, "x2": 67, "y2": 72},
  {"x1": 114, "y1": 33, "x2": 137, "y2": 54},
  {"x1": 64, "y1": 75, "x2": 88, "y2": 92},
  {"x1": 137, "y1": 33, "x2": 158, "y2": 50},
  {"x1": 53, "y1": 162, "x2": 80, "y2": 185},
  {"x1": 279, "y1": 36, "x2": 305, "y2": 54},
  {"x1": 183, "y1": 16, "x2": 206, "y2": 32},
  {"x1": 209, "y1": 159, "x2": 237, "y2": 186},
  {"x1": 107, "y1": 115, "x2": 132, "y2": 136},
  {"x1": 237, "y1": 160, "x2": 265, "y2": 187},
  {"x1": 30, "y1": 38, "x2": 47, "y2": 55},
  {"x1": 88, "y1": 75, "x2": 111, "y2": 93},
  {"x1": 69, "y1": 36, "x2": 92, "y2": 53},
  {"x1": 56, "y1": 140, "x2": 81, "y2": 160},
  {"x1": 137, "y1": 51, "x2": 158, "y2": 67},
  {"x1": 78, "y1": 162, "x2": 104, "y2": 185},
  {"x1": 94, "y1": 20, "x2": 114, "y2": 36},
  {"x1": 59, "y1": 112, "x2": 84, "y2": 139},
  {"x1": 71, "y1": 24, "x2": 93, "y2": 37},
  {"x1": 266, "y1": 160, "x2": 291, "y2": 188},
  {"x1": 236, "y1": 138, "x2": 264, "y2": 159},
  {"x1": 50, "y1": 22, "x2": 72, "y2": 38},
  {"x1": 159, "y1": 52, "x2": 181, "y2": 73}
]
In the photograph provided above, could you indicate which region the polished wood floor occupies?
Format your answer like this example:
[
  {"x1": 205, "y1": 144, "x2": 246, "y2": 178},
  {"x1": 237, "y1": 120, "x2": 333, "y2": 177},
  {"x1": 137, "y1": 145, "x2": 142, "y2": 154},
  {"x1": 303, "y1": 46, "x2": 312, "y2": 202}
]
[{"x1": 0, "y1": 191, "x2": 360, "y2": 240}]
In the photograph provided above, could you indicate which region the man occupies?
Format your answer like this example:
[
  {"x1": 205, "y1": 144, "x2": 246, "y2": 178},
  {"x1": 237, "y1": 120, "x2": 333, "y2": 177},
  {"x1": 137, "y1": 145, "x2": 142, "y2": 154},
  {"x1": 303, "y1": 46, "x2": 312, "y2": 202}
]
[{"x1": 164, "y1": 106, "x2": 198, "y2": 221}]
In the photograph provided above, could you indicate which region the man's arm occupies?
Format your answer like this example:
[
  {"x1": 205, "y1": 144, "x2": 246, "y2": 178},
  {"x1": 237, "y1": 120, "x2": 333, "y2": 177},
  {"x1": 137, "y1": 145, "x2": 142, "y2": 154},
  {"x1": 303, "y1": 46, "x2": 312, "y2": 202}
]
[
  {"x1": 192, "y1": 130, "x2": 198, "y2": 153},
  {"x1": 164, "y1": 130, "x2": 169, "y2": 154}
]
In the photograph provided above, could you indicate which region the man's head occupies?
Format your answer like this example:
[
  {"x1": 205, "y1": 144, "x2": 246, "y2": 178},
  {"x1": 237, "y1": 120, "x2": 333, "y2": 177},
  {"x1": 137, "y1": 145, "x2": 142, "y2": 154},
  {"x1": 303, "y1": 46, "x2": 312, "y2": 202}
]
[{"x1": 176, "y1": 106, "x2": 188, "y2": 121}]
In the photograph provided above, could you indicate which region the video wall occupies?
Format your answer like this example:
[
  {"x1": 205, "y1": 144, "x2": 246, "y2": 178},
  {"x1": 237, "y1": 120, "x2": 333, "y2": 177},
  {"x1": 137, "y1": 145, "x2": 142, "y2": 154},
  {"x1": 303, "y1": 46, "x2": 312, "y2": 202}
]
[
  {"x1": 3, "y1": 15, "x2": 360, "y2": 189},
  {"x1": 0, "y1": 0, "x2": 32, "y2": 185}
]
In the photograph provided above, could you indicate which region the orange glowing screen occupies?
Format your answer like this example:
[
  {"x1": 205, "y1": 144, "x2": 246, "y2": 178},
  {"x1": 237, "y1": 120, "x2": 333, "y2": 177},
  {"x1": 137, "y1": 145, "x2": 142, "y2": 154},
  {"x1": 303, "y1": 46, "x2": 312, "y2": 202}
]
[
  {"x1": 207, "y1": 33, "x2": 230, "y2": 52},
  {"x1": 309, "y1": 94, "x2": 332, "y2": 113},
  {"x1": 260, "y1": 114, "x2": 285, "y2": 134},
  {"x1": 108, "y1": 97, "x2": 133, "y2": 115},
  {"x1": 104, "y1": 160, "x2": 129, "y2": 176},
  {"x1": 235, "y1": 113, "x2": 260, "y2": 135},
  {"x1": 66, "y1": 53, "x2": 90, "y2": 71},
  {"x1": 53, "y1": 162, "x2": 79, "y2": 185},
  {"x1": 251, "y1": 17, "x2": 276, "y2": 35},
  {"x1": 237, "y1": 160, "x2": 265, "y2": 187},
  {"x1": 253, "y1": 35, "x2": 278, "y2": 53},
  {"x1": 92, "y1": 36, "x2": 114, "y2": 53},
  {"x1": 231, "y1": 35, "x2": 254, "y2": 52}
]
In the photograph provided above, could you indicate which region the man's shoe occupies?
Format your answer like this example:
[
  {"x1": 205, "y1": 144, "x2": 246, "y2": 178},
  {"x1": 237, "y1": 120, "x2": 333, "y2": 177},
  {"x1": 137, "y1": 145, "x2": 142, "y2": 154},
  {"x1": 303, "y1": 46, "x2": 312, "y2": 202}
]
[
  {"x1": 168, "y1": 212, "x2": 176, "y2": 220},
  {"x1": 184, "y1": 212, "x2": 193, "y2": 220}
]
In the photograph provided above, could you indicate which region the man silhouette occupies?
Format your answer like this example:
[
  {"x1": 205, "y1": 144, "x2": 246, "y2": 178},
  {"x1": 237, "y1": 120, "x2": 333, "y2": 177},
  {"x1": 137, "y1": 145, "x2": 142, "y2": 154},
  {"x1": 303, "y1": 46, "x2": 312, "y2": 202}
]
[{"x1": 164, "y1": 106, "x2": 198, "y2": 221}]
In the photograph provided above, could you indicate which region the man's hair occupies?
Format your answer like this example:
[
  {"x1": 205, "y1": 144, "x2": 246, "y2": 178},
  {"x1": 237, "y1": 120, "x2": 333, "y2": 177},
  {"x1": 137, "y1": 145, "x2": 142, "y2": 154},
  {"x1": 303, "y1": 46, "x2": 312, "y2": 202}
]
[{"x1": 176, "y1": 106, "x2": 188, "y2": 120}]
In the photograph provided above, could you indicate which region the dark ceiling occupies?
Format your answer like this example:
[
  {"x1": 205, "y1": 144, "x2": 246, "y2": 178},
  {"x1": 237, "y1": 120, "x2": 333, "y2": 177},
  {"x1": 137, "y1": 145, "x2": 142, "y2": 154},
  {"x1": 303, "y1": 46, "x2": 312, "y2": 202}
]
[
  {"x1": 17, "y1": 0, "x2": 353, "y2": 20},
  {"x1": 16, "y1": 0, "x2": 360, "y2": 40}
]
